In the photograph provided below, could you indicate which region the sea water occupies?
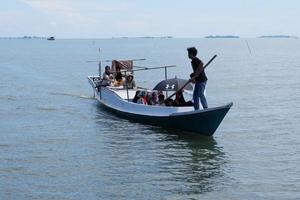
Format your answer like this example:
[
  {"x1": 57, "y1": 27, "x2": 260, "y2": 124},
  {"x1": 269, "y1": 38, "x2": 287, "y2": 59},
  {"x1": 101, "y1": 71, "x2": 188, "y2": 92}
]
[{"x1": 0, "y1": 38, "x2": 299, "y2": 199}]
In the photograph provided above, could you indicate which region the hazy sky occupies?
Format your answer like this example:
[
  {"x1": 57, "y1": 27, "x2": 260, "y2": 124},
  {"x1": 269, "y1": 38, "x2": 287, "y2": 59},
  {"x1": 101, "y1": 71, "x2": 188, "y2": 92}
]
[{"x1": 1, "y1": 0, "x2": 299, "y2": 38}]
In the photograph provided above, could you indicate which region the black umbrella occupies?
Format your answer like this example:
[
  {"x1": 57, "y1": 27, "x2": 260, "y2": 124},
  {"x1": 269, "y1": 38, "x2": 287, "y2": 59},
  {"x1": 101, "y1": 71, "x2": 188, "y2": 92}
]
[{"x1": 153, "y1": 77, "x2": 193, "y2": 91}]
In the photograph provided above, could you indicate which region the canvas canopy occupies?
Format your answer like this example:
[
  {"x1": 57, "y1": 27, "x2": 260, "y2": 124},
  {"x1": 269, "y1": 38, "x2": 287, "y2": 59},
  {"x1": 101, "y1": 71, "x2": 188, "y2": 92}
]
[{"x1": 111, "y1": 60, "x2": 133, "y2": 72}]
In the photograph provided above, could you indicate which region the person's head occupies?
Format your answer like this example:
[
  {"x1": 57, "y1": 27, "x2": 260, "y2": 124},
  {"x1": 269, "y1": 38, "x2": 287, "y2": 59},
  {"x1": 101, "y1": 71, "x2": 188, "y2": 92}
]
[
  {"x1": 151, "y1": 92, "x2": 157, "y2": 99},
  {"x1": 187, "y1": 47, "x2": 198, "y2": 59},
  {"x1": 151, "y1": 92, "x2": 157, "y2": 102},
  {"x1": 158, "y1": 94, "x2": 165, "y2": 102},
  {"x1": 126, "y1": 73, "x2": 134, "y2": 82},
  {"x1": 139, "y1": 91, "x2": 146, "y2": 98},
  {"x1": 176, "y1": 90, "x2": 183, "y2": 99},
  {"x1": 146, "y1": 92, "x2": 152, "y2": 100},
  {"x1": 105, "y1": 65, "x2": 111, "y2": 73},
  {"x1": 134, "y1": 90, "x2": 140, "y2": 97}
]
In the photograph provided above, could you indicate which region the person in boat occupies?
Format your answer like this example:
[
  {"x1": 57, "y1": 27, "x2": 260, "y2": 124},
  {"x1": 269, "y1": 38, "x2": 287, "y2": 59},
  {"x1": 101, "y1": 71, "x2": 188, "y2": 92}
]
[
  {"x1": 173, "y1": 90, "x2": 186, "y2": 107},
  {"x1": 132, "y1": 90, "x2": 141, "y2": 103},
  {"x1": 113, "y1": 66, "x2": 123, "y2": 86},
  {"x1": 137, "y1": 91, "x2": 148, "y2": 105},
  {"x1": 158, "y1": 93, "x2": 165, "y2": 106},
  {"x1": 149, "y1": 92, "x2": 158, "y2": 105},
  {"x1": 187, "y1": 47, "x2": 208, "y2": 110},
  {"x1": 102, "y1": 65, "x2": 113, "y2": 86},
  {"x1": 123, "y1": 72, "x2": 136, "y2": 89},
  {"x1": 145, "y1": 91, "x2": 158, "y2": 105},
  {"x1": 164, "y1": 98, "x2": 174, "y2": 106},
  {"x1": 173, "y1": 90, "x2": 194, "y2": 107}
]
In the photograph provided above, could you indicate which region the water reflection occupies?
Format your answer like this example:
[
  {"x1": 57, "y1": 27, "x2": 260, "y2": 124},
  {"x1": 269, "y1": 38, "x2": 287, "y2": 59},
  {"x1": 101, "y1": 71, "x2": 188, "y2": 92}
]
[
  {"x1": 150, "y1": 128, "x2": 226, "y2": 194},
  {"x1": 94, "y1": 106, "x2": 226, "y2": 197}
]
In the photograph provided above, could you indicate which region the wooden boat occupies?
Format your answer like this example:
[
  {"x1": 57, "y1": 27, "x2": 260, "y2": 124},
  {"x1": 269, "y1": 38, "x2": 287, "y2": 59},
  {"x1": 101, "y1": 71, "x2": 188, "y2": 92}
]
[{"x1": 87, "y1": 59, "x2": 232, "y2": 136}]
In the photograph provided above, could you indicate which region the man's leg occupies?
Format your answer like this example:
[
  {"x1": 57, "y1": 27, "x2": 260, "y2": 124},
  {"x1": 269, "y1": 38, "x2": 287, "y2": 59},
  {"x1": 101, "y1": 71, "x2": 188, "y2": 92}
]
[
  {"x1": 193, "y1": 82, "x2": 200, "y2": 110},
  {"x1": 199, "y1": 82, "x2": 208, "y2": 109}
]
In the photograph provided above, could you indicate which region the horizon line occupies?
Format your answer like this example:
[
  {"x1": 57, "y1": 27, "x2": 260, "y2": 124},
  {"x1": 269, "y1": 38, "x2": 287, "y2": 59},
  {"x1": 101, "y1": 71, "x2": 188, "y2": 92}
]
[{"x1": 0, "y1": 36, "x2": 299, "y2": 40}]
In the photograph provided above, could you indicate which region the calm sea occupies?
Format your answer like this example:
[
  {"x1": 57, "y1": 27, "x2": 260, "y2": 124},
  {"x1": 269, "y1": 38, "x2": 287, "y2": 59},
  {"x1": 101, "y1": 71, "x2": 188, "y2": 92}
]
[{"x1": 0, "y1": 38, "x2": 299, "y2": 200}]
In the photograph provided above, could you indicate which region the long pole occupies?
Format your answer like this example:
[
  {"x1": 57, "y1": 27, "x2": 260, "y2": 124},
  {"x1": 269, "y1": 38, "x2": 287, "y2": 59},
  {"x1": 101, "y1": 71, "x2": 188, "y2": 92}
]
[
  {"x1": 98, "y1": 61, "x2": 102, "y2": 99},
  {"x1": 165, "y1": 66, "x2": 168, "y2": 98},
  {"x1": 98, "y1": 48, "x2": 102, "y2": 99},
  {"x1": 125, "y1": 71, "x2": 130, "y2": 102},
  {"x1": 245, "y1": 40, "x2": 252, "y2": 54},
  {"x1": 103, "y1": 58, "x2": 146, "y2": 62},
  {"x1": 132, "y1": 65, "x2": 176, "y2": 72},
  {"x1": 167, "y1": 55, "x2": 217, "y2": 100}
]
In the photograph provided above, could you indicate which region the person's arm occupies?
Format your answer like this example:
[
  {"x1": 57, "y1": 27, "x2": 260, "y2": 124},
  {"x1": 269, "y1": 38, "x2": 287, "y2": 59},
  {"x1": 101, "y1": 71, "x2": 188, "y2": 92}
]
[
  {"x1": 132, "y1": 80, "x2": 136, "y2": 89},
  {"x1": 103, "y1": 73, "x2": 109, "y2": 80}
]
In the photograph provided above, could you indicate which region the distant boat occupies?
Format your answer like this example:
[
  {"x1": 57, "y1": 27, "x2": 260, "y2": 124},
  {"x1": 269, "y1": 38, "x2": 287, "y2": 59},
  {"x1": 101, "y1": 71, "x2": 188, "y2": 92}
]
[{"x1": 47, "y1": 37, "x2": 55, "y2": 40}]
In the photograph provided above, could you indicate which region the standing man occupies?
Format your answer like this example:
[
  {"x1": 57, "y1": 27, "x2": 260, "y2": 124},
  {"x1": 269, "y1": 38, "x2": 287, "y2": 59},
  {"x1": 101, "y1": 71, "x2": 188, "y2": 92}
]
[{"x1": 187, "y1": 47, "x2": 208, "y2": 110}]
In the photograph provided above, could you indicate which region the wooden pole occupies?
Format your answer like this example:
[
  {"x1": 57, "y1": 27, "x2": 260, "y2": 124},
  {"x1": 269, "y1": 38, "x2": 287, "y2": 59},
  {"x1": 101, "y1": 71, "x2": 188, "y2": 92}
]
[{"x1": 167, "y1": 55, "x2": 217, "y2": 100}]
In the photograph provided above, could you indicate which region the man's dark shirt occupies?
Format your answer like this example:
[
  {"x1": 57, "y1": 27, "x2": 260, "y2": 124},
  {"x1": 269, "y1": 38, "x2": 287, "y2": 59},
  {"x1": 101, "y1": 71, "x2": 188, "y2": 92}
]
[{"x1": 191, "y1": 57, "x2": 207, "y2": 82}]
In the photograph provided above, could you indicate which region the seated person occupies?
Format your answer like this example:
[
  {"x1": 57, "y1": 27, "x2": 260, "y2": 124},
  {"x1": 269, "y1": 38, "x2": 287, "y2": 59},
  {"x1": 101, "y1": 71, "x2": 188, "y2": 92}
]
[
  {"x1": 123, "y1": 73, "x2": 136, "y2": 89},
  {"x1": 158, "y1": 94, "x2": 165, "y2": 106},
  {"x1": 102, "y1": 65, "x2": 113, "y2": 86},
  {"x1": 145, "y1": 91, "x2": 152, "y2": 105},
  {"x1": 173, "y1": 90, "x2": 186, "y2": 106},
  {"x1": 137, "y1": 91, "x2": 148, "y2": 105},
  {"x1": 164, "y1": 98, "x2": 174, "y2": 107},
  {"x1": 103, "y1": 66, "x2": 113, "y2": 80},
  {"x1": 149, "y1": 92, "x2": 158, "y2": 105},
  {"x1": 132, "y1": 90, "x2": 141, "y2": 103},
  {"x1": 173, "y1": 90, "x2": 194, "y2": 107},
  {"x1": 113, "y1": 66, "x2": 123, "y2": 86}
]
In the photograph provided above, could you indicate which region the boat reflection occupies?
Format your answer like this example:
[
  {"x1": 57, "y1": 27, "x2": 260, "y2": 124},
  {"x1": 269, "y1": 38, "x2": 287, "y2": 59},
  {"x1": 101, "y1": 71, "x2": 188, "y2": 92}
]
[
  {"x1": 94, "y1": 106, "x2": 226, "y2": 195},
  {"x1": 149, "y1": 127, "x2": 226, "y2": 194}
]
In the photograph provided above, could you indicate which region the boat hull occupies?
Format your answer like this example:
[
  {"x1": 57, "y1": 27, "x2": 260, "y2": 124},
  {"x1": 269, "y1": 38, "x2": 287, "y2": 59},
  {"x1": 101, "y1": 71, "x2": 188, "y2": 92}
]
[
  {"x1": 88, "y1": 76, "x2": 232, "y2": 136},
  {"x1": 99, "y1": 99, "x2": 232, "y2": 136}
]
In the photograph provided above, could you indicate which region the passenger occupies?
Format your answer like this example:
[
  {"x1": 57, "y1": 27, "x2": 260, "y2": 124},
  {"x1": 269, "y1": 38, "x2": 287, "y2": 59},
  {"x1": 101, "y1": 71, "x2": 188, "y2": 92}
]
[
  {"x1": 137, "y1": 91, "x2": 148, "y2": 105},
  {"x1": 149, "y1": 92, "x2": 158, "y2": 105},
  {"x1": 164, "y1": 98, "x2": 174, "y2": 107},
  {"x1": 123, "y1": 72, "x2": 136, "y2": 89},
  {"x1": 102, "y1": 65, "x2": 113, "y2": 86},
  {"x1": 158, "y1": 94, "x2": 165, "y2": 106},
  {"x1": 146, "y1": 91, "x2": 152, "y2": 105},
  {"x1": 114, "y1": 66, "x2": 123, "y2": 86},
  {"x1": 132, "y1": 90, "x2": 140, "y2": 103},
  {"x1": 173, "y1": 90, "x2": 194, "y2": 107},
  {"x1": 173, "y1": 90, "x2": 186, "y2": 106}
]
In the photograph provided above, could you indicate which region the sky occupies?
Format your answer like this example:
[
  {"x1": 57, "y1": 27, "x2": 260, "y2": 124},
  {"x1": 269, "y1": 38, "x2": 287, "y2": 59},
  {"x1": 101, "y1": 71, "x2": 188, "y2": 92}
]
[{"x1": 0, "y1": 0, "x2": 299, "y2": 38}]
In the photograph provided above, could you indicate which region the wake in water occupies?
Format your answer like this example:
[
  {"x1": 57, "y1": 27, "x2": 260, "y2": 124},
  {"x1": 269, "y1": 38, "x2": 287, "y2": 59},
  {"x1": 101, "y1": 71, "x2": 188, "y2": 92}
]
[
  {"x1": 50, "y1": 92, "x2": 94, "y2": 99},
  {"x1": 0, "y1": 95, "x2": 17, "y2": 101},
  {"x1": 36, "y1": 107, "x2": 57, "y2": 111}
]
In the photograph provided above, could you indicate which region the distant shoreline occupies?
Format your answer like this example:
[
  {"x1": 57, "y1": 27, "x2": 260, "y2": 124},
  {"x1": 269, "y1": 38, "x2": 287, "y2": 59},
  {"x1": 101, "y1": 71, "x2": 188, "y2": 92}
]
[
  {"x1": 0, "y1": 35, "x2": 299, "y2": 40},
  {"x1": 0, "y1": 36, "x2": 46, "y2": 39},
  {"x1": 205, "y1": 35, "x2": 240, "y2": 39},
  {"x1": 258, "y1": 35, "x2": 298, "y2": 39}
]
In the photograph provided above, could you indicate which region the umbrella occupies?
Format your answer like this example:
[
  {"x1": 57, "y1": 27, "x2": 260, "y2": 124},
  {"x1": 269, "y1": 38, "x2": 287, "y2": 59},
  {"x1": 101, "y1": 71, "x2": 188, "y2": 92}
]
[{"x1": 153, "y1": 77, "x2": 193, "y2": 91}]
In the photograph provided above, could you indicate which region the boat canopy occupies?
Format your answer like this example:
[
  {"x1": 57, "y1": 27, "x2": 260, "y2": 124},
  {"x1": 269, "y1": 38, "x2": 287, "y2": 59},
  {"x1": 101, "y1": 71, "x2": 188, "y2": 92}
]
[{"x1": 111, "y1": 60, "x2": 133, "y2": 72}]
